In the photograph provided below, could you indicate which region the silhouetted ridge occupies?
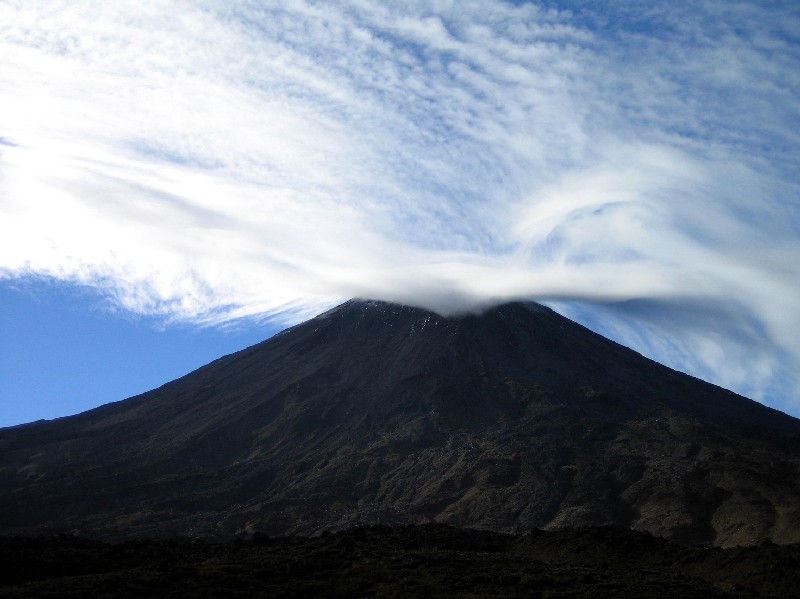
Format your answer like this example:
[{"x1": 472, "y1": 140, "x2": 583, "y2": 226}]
[
  {"x1": 1, "y1": 299, "x2": 799, "y2": 546},
  {"x1": 4, "y1": 524, "x2": 800, "y2": 597}
]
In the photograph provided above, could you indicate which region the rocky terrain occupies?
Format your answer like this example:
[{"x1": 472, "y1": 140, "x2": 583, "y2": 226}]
[
  {"x1": 3, "y1": 524, "x2": 800, "y2": 598},
  {"x1": 1, "y1": 300, "x2": 799, "y2": 546}
]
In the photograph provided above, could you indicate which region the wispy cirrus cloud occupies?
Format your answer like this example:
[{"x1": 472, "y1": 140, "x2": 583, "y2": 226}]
[{"x1": 1, "y1": 1, "x2": 799, "y2": 413}]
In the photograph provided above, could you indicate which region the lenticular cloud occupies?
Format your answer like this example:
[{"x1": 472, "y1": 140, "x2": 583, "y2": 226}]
[{"x1": 1, "y1": 1, "x2": 799, "y2": 413}]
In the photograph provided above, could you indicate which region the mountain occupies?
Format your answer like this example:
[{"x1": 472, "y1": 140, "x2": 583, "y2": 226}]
[{"x1": 1, "y1": 300, "x2": 799, "y2": 546}]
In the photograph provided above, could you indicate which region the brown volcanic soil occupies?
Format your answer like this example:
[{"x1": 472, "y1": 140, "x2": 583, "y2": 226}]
[
  {"x1": 2, "y1": 525, "x2": 799, "y2": 598},
  {"x1": 1, "y1": 300, "x2": 800, "y2": 546}
]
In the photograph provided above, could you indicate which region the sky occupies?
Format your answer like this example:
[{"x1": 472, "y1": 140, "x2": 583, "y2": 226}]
[{"x1": 1, "y1": 0, "x2": 799, "y2": 425}]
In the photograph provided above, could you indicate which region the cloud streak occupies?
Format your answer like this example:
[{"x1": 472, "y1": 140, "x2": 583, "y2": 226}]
[{"x1": 1, "y1": 1, "x2": 799, "y2": 413}]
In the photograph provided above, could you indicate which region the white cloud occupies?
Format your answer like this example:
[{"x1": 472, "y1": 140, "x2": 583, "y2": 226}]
[{"x1": 0, "y1": 1, "x2": 799, "y2": 413}]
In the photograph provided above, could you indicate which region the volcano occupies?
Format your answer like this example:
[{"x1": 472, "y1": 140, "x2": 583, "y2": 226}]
[{"x1": 2, "y1": 300, "x2": 799, "y2": 547}]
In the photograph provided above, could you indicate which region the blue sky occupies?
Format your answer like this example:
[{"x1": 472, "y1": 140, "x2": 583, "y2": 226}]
[
  {"x1": 0, "y1": 279, "x2": 280, "y2": 427},
  {"x1": 1, "y1": 1, "x2": 799, "y2": 424}
]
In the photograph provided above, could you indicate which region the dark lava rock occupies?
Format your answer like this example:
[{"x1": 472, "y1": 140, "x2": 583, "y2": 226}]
[
  {"x1": 2, "y1": 525, "x2": 799, "y2": 598},
  {"x1": 1, "y1": 300, "x2": 799, "y2": 546}
]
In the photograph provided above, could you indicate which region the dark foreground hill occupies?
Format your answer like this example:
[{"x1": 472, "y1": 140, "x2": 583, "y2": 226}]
[
  {"x1": 1, "y1": 300, "x2": 800, "y2": 546},
  {"x1": 2, "y1": 525, "x2": 799, "y2": 598}
]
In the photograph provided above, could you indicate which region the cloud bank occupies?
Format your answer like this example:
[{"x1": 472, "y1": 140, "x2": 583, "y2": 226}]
[{"x1": 1, "y1": 1, "x2": 799, "y2": 413}]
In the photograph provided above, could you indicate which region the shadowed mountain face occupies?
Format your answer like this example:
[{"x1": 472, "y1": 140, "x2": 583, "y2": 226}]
[{"x1": 1, "y1": 300, "x2": 799, "y2": 546}]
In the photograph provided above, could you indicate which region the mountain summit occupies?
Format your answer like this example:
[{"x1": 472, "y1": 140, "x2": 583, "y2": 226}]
[{"x1": 2, "y1": 300, "x2": 799, "y2": 546}]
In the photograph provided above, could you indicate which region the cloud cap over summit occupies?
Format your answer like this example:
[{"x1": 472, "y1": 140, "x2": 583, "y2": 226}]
[{"x1": 1, "y1": 2, "x2": 799, "y2": 412}]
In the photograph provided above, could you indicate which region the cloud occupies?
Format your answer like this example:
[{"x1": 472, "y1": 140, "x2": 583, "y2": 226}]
[{"x1": 0, "y1": 1, "x2": 799, "y2": 413}]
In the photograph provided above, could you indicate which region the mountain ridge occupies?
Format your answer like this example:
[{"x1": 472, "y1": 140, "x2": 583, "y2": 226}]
[{"x1": 1, "y1": 299, "x2": 799, "y2": 546}]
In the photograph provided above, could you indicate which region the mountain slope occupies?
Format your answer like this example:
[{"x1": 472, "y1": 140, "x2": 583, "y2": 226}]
[{"x1": 1, "y1": 300, "x2": 799, "y2": 546}]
